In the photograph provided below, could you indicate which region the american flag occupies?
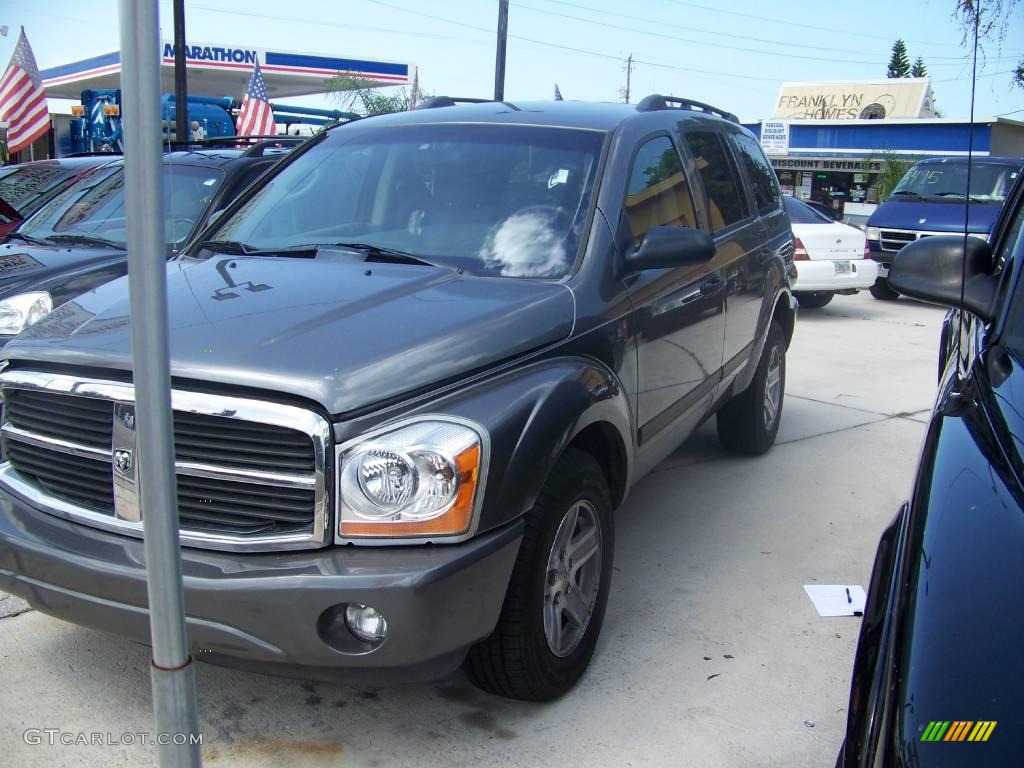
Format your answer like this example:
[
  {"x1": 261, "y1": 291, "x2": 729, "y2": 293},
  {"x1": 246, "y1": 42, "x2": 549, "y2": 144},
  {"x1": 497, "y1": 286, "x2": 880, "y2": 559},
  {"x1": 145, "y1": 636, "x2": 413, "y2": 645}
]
[
  {"x1": 554, "y1": 84, "x2": 563, "y2": 101},
  {"x1": 0, "y1": 27, "x2": 49, "y2": 155},
  {"x1": 236, "y1": 60, "x2": 277, "y2": 137}
]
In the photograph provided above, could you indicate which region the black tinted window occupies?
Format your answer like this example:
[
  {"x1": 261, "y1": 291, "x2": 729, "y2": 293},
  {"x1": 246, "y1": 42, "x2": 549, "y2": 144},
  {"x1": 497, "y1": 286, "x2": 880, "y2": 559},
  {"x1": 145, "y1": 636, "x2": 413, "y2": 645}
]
[
  {"x1": 731, "y1": 133, "x2": 781, "y2": 214},
  {"x1": 784, "y1": 195, "x2": 832, "y2": 224},
  {"x1": 683, "y1": 130, "x2": 748, "y2": 232},
  {"x1": 624, "y1": 136, "x2": 697, "y2": 243}
]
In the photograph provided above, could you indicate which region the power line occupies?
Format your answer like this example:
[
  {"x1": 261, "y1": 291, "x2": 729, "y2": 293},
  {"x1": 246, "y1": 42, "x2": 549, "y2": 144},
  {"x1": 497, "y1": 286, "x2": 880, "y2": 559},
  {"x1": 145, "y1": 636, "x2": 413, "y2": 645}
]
[
  {"x1": 512, "y1": 1, "x2": 887, "y2": 66},
  {"x1": 537, "y1": 0, "x2": 1021, "y2": 65},
  {"x1": 653, "y1": 0, "x2": 967, "y2": 48},
  {"x1": 364, "y1": 0, "x2": 786, "y2": 83}
]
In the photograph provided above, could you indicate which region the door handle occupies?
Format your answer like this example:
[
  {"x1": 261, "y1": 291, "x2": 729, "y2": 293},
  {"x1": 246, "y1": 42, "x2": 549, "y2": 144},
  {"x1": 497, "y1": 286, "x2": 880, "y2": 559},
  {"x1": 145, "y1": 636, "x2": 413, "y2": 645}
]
[{"x1": 701, "y1": 274, "x2": 724, "y2": 295}]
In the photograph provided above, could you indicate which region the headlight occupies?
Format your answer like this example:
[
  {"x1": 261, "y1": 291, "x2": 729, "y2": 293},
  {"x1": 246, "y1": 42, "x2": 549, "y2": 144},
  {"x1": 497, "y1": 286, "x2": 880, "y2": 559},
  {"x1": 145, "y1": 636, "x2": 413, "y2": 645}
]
[
  {"x1": 0, "y1": 292, "x2": 52, "y2": 335},
  {"x1": 864, "y1": 226, "x2": 881, "y2": 241},
  {"x1": 338, "y1": 420, "x2": 483, "y2": 539}
]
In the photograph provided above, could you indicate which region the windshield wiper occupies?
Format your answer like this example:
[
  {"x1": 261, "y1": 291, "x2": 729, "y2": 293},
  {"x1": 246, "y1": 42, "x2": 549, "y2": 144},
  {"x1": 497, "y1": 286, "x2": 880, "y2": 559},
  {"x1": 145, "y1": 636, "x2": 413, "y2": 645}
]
[
  {"x1": 196, "y1": 239, "x2": 255, "y2": 255},
  {"x1": 890, "y1": 190, "x2": 923, "y2": 199},
  {"x1": 46, "y1": 233, "x2": 126, "y2": 250},
  {"x1": 196, "y1": 239, "x2": 440, "y2": 266},
  {"x1": 331, "y1": 242, "x2": 439, "y2": 267},
  {"x1": 4, "y1": 231, "x2": 48, "y2": 246},
  {"x1": 932, "y1": 191, "x2": 966, "y2": 197}
]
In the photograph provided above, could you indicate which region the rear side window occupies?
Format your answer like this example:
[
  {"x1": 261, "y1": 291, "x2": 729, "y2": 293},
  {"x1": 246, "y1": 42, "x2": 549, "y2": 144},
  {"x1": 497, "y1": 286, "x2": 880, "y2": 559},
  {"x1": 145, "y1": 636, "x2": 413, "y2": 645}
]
[
  {"x1": 683, "y1": 130, "x2": 748, "y2": 232},
  {"x1": 624, "y1": 135, "x2": 697, "y2": 243},
  {"x1": 731, "y1": 133, "x2": 781, "y2": 214}
]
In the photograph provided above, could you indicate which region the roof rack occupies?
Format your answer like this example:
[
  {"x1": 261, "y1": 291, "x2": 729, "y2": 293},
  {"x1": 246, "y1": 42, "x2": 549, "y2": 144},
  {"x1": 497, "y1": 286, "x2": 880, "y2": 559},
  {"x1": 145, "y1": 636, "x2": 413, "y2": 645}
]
[
  {"x1": 635, "y1": 94, "x2": 738, "y2": 123},
  {"x1": 415, "y1": 96, "x2": 493, "y2": 110},
  {"x1": 240, "y1": 137, "x2": 306, "y2": 157}
]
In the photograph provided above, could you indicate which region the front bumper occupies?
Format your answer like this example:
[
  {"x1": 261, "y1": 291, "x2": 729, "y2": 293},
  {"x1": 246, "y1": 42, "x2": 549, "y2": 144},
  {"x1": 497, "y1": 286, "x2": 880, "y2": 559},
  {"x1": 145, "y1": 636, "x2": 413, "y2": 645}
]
[
  {"x1": 0, "y1": 490, "x2": 523, "y2": 683},
  {"x1": 792, "y1": 258, "x2": 878, "y2": 293}
]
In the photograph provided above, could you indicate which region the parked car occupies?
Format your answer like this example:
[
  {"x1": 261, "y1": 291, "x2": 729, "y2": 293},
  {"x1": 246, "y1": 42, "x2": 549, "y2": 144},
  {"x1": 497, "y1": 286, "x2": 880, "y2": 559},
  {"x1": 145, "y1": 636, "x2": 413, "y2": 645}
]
[
  {"x1": 864, "y1": 156, "x2": 1023, "y2": 300},
  {"x1": 0, "y1": 96, "x2": 796, "y2": 701},
  {"x1": 837, "y1": 167, "x2": 1024, "y2": 765},
  {"x1": 0, "y1": 141, "x2": 294, "y2": 347},
  {"x1": 784, "y1": 196, "x2": 878, "y2": 308},
  {"x1": 0, "y1": 156, "x2": 117, "y2": 238}
]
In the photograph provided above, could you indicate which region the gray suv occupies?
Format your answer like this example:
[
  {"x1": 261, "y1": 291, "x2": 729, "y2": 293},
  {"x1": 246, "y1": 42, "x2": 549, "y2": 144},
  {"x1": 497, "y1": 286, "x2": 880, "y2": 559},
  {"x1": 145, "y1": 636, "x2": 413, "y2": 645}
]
[{"x1": 0, "y1": 96, "x2": 796, "y2": 701}]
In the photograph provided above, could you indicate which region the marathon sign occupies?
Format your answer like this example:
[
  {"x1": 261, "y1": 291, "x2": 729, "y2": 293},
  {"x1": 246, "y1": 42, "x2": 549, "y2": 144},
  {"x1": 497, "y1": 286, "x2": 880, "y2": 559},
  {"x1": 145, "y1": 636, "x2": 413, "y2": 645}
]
[
  {"x1": 162, "y1": 44, "x2": 257, "y2": 65},
  {"x1": 771, "y1": 158, "x2": 884, "y2": 172}
]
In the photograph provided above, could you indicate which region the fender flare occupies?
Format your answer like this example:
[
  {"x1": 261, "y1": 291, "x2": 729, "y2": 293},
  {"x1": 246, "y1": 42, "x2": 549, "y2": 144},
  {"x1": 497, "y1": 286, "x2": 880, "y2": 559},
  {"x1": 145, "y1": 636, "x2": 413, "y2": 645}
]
[{"x1": 403, "y1": 356, "x2": 636, "y2": 533}]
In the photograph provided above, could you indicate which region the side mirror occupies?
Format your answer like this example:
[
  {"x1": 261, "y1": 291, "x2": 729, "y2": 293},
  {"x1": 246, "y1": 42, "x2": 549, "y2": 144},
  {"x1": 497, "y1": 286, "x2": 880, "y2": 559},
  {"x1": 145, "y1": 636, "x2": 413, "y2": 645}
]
[
  {"x1": 889, "y1": 235, "x2": 997, "y2": 323},
  {"x1": 625, "y1": 226, "x2": 716, "y2": 272}
]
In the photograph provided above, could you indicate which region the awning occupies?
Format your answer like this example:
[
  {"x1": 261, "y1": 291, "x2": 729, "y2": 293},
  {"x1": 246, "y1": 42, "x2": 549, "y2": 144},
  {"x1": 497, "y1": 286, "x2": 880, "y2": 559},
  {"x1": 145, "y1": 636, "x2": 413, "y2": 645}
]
[{"x1": 41, "y1": 40, "x2": 414, "y2": 100}]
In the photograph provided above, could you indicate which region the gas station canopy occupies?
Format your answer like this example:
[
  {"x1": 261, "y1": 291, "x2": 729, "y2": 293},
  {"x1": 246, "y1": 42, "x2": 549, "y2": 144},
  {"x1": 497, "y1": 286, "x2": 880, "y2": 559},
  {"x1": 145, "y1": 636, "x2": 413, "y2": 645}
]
[{"x1": 41, "y1": 40, "x2": 414, "y2": 100}]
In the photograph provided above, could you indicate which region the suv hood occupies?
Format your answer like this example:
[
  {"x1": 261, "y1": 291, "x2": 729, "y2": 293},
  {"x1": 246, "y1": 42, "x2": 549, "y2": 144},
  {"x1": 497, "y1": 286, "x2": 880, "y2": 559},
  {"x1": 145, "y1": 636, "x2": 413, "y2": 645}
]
[
  {"x1": 0, "y1": 242, "x2": 125, "y2": 298},
  {"x1": 866, "y1": 198, "x2": 1001, "y2": 234},
  {"x1": 2, "y1": 256, "x2": 576, "y2": 416}
]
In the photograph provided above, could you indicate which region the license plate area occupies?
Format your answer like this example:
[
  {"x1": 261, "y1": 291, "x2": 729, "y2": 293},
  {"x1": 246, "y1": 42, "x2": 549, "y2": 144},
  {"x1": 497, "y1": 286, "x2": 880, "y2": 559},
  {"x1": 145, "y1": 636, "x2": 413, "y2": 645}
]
[{"x1": 834, "y1": 261, "x2": 853, "y2": 275}]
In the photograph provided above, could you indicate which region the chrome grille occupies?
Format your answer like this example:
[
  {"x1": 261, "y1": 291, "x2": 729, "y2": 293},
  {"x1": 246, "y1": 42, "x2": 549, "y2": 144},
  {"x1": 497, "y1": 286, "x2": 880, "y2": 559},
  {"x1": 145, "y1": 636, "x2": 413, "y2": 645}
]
[
  {"x1": 879, "y1": 229, "x2": 918, "y2": 253},
  {"x1": 0, "y1": 370, "x2": 331, "y2": 551}
]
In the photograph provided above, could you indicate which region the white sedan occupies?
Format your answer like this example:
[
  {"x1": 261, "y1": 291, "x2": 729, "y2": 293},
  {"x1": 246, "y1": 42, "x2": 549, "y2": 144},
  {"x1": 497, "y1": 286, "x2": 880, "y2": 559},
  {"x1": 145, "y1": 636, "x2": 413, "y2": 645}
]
[{"x1": 784, "y1": 196, "x2": 879, "y2": 309}]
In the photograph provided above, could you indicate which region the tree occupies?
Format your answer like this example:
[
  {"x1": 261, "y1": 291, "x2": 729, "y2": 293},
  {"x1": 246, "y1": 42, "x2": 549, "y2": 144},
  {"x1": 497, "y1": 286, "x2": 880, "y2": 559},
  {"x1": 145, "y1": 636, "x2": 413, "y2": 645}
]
[
  {"x1": 328, "y1": 75, "x2": 432, "y2": 116},
  {"x1": 955, "y1": 0, "x2": 1024, "y2": 90},
  {"x1": 866, "y1": 148, "x2": 913, "y2": 201},
  {"x1": 911, "y1": 57, "x2": 928, "y2": 78},
  {"x1": 887, "y1": 39, "x2": 911, "y2": 78}
]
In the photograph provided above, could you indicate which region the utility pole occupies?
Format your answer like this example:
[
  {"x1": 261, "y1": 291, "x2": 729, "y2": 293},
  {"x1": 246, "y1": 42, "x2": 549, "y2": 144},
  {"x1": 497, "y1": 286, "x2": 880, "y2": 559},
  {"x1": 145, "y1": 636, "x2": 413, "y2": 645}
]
[
  {"x1": 624, "y1": 53, "x2": 633, "y2": 104},
  {"x1": 172, "y1": 0, "x2": 188, "y2": 143},
  {"x1": 494, "y1": 0, "x2": 509, "y2": 101},
  {"x1": 118, "y1": 0, "x2": 201, "y2": 765}
]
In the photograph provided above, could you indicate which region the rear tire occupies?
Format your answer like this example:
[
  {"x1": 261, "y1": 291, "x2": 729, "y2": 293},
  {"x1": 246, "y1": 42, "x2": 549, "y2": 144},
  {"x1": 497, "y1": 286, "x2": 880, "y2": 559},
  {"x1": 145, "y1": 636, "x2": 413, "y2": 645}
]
[
  {"x1": 717, "y1": 320, "x2": 786, "y2": 456},
  {"x1": 794, "y1": 291, "x2": 834, "y2": 309},
  {"x1": 464, "y1": 448, "x2": 614, "y2": 701},
  {"x1": 869, "y1": 277, "x2": 900, "y2": 301}
]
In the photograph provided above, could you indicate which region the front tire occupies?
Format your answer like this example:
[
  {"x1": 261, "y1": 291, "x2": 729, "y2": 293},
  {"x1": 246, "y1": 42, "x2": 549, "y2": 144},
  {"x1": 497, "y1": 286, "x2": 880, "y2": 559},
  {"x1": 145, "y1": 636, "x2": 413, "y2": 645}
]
[
  {"x1": 464, "y1": 449, "x2": 614, "y2": 701},
  {"x1": 869, "y1": 277, "x2": 900, "y2": 301},
  {"x1": 717, "y1": 320, "x2": 786, "y2": 456},
  {"x1": 794, "y1": 291, "x2": 834, "y2": 309}
]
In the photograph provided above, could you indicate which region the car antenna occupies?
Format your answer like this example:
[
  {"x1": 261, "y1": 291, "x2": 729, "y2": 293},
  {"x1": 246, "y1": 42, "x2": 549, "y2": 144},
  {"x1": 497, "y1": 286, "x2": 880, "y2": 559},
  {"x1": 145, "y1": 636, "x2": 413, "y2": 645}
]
[{"x1": 953, "y1": 0, "x2": 981, "y2": 394}]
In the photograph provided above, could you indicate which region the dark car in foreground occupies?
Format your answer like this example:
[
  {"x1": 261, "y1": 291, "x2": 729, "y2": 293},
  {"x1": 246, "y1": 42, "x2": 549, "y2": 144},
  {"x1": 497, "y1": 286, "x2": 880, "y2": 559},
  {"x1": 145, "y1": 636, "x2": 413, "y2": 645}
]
[
  {"x1": 0, "y1": 156, "x2": 117, "y2": 238},
  {"x1": 0, "y1": 96, "x2": 796, "y2": 701},
  {"x1": 0, "y1": 143, "x2": 292, "y2": 345},
  {"x1": 837, "y1": 166, "x2": 1024, "y2": 765}
]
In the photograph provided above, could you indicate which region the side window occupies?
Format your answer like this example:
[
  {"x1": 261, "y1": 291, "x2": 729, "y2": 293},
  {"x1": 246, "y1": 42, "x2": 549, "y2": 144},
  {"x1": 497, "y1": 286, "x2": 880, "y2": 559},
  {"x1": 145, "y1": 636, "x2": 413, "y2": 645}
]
[
  {"x1": 683, "y1": 130, "x2": 748, "y2": 233},
  {"x1": 731, "y1": 133, "x2": 781, "y2": 214},
  {"x1": 624, "y1": 135, "x2": 697, "y2": 243}
]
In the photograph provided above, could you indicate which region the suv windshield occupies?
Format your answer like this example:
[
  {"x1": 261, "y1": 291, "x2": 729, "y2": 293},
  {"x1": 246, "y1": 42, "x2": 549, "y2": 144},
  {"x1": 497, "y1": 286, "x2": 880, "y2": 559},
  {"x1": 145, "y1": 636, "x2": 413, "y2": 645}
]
[
  {"x1": 207, "y1": 124, "x2": 605, "y2": 278},
  {"x1": 20, "y1": 163, "x2": 225, "y2": 249},
  {"x1": 893, "y1": 160, "x2": 1020, "y2": 204}
]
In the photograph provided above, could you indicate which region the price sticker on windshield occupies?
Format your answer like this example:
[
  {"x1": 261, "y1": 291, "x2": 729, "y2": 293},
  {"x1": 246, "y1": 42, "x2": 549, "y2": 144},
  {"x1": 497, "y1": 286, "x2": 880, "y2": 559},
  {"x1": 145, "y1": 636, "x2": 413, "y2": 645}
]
[{"x1": 0, "y1": 251, "x2": 42, "y2": 276}]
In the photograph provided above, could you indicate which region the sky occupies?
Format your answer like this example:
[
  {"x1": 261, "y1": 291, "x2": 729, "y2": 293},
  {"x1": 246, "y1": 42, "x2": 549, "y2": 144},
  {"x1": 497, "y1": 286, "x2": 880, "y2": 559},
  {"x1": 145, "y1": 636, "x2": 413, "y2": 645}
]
[{"x1": 1, "y1": 0, "x2": 1022, "y2": 122}]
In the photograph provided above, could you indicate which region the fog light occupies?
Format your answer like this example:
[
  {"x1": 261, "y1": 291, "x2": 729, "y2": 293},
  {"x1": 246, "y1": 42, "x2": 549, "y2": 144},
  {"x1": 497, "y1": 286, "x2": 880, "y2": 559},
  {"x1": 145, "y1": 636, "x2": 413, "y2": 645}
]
[{"x1": 344, "y1": 603, "x2": 388, "y2": 643}]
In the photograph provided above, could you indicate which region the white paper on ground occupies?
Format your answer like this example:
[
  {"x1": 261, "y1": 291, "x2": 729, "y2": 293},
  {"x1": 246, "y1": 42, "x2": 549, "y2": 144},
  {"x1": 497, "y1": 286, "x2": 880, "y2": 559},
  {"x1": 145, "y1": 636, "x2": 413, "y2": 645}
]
[{"x1": 804, "y1": 584, "x2": 867, "y2": 617}]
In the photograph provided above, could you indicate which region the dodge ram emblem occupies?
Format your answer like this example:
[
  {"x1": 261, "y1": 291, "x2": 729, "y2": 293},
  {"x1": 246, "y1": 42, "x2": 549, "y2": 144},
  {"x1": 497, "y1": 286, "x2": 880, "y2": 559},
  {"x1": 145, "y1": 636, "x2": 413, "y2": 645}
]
[{"x1": 114, "y1": 449, "x2": 133, "y2": 476}]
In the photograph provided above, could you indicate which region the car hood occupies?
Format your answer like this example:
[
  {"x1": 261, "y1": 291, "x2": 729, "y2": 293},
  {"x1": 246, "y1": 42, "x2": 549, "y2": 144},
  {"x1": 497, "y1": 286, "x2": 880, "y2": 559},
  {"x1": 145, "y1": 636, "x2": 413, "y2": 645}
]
[
  {"x1": 0, "y1": 242, "x2": 125, "y2": 298},
  {"x1": 2, "y1": 256, "x2": 576, "y2": 416},
  {"x1": 866, "y1": 198, "x2": 1001, "y2": 234}
]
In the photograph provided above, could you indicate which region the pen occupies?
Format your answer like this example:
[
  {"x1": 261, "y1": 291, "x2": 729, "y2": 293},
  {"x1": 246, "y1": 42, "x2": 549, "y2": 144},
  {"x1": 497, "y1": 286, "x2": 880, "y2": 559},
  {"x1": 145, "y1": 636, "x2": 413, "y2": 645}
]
[{"x1": 846, "y1": 587, "x2": 852, "y2": 604}]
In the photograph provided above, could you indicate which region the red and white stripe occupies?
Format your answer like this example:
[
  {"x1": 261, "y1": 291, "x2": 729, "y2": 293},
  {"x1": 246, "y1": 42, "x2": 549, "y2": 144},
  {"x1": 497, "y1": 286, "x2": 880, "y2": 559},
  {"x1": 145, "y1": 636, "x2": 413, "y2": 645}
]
[
  {"x1": 0, "y1": 29, "x2": 49, "y2": 155},
  {"x1": 236, "y1": 96, "x2": 276, "y2": 137}
]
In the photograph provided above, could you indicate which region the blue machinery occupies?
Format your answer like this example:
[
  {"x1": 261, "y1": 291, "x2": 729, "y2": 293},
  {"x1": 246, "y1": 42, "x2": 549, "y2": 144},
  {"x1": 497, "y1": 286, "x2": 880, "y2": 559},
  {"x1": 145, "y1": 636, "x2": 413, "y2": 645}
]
[{"x1": 67, "y1": 89, "x2": 356, "y2": 153}]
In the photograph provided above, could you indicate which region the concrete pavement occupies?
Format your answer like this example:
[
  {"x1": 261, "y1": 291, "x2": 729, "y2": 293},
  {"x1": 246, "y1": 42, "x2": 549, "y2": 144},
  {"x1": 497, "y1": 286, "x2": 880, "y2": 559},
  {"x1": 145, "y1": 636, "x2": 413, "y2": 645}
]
[{"x1": 0, "y1": 291, "x2": 948, "y2": 767}]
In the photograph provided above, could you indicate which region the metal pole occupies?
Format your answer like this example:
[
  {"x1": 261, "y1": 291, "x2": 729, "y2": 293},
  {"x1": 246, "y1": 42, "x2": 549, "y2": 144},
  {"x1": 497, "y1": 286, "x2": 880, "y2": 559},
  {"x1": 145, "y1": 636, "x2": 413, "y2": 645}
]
[
  {"x1": 493, "y1": 0, "x2": 509, "y2": 101},
  {"x1": 118, "y1": 2, "x2": 201, "y2": 766},
  {"x1": 172, "y1": 0, "x2": 188, "y2": 143},
  {"x1": 624, "y1": 53, "x2": 633, "y2": 104}
]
